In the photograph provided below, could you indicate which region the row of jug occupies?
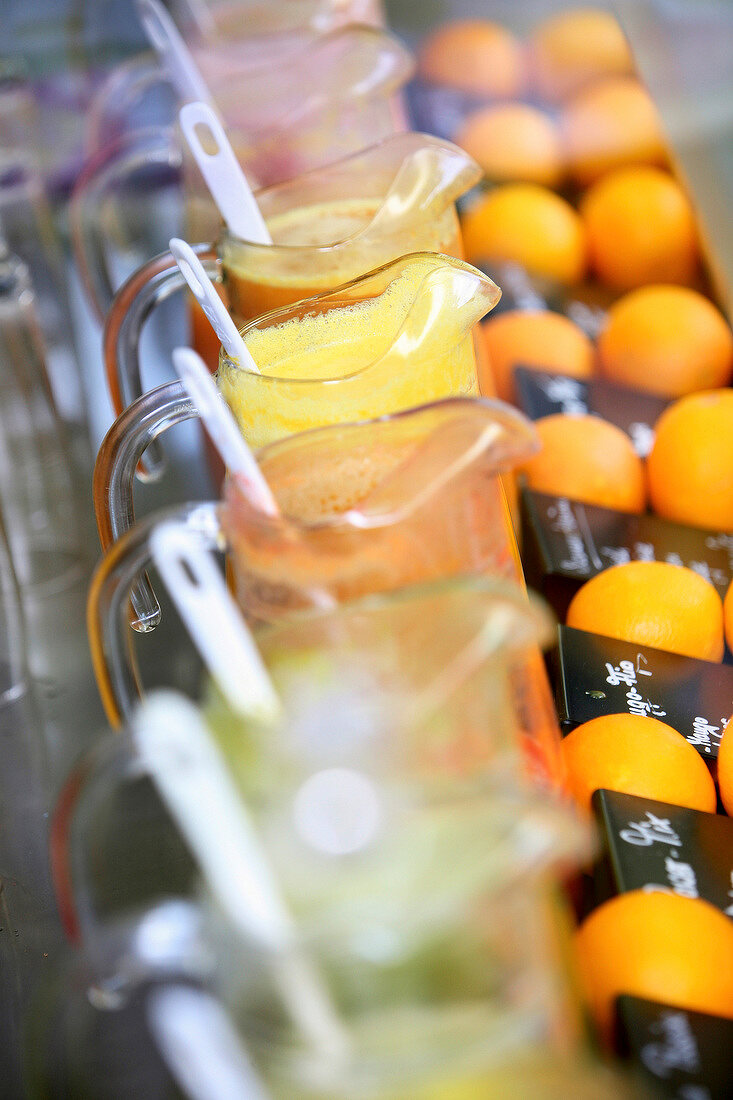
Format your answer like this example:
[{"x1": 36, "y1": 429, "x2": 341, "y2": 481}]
[
  {"x1": 74, "y1": 16, "x2": 414, "y2": 320},
  {"x1": 47, "y1": 546, "x2": 649, "y2": 1098}
]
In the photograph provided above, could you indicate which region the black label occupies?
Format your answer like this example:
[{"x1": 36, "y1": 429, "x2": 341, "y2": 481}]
[
  {"x1": 552, "y1": 626, "x2": 733, "y2": 757},
  {"x1": 520, "y1": 489, "x2": 732, "y2": 619},
  {"x1": 617, "y1": 994, "x2": 733, "y2": 1098},
  {"x1": 592, "y1": 790, "x2": 733, "y2": 915},
  {"x1": 514, "y1": 368, "x2": 669, "y2": 457}
]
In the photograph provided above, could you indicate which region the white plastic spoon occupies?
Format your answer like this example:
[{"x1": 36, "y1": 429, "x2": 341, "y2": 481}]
[
  {"x1": 169, "y1": 237, "x2": 253, "y2": 367},
  {"x1": 136, "y1": 0, "x2": 214, "y2": 106},
  {"x1": 179, "y1": 101, "x2": 272, "y2": 245},
  {"x1": 150, "y1": 521, "x2": 280, "y2": 719},
  {"x1": 133, "y1": 690, "x2": 350, "y2": 1060}
]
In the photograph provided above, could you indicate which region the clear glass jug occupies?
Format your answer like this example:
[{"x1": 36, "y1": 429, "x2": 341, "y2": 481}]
[
  {"x1": 94, "y1": 395, "x2": 533, "y2": 628},
  {"x1": 62, "y1": 577, "x2": 563, "y2": 922},
  {"x1": 73, "y1": 25, "x2": 414, "y2": 320},
  {"x1": 29, "y1": 897, "x2": 650, "y2": 1100},
  {"x1": 100, "y1": 133, "x2": 484, "y2": 474},
  {"x1": 216, "y1": 253, "x2": 495, "y2": 447},
  {"x1": 87, "y1": 478, "x2": 564, "y2": 793},
  {"x1": 84, "y1": 0, "x2": 389, "y2": 163}
]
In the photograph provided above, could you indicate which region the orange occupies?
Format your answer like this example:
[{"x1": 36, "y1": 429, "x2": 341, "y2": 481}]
[
  {"x1": 480, "y1": 309, "x2": 593, "y2": 403},
  {"x1": 461, "y1": 184, "x2": 586, "y2": 284},
  {"x1": 580, "y1": 167, "x2": 699, "y2": 290},
  {"x1": 647, "y1": 389, "x2": 733, "y2": 531},
  {"x1": 726, "y1": 583, "x2": 733, "y2": 654},
  {"x1": 560, "y1": 713, "x2": 716, "y2": 815},
  {"x1": 417, "y1": 21, "x2": 525, "y2": 99},
  {"x1": 454, "y1": 103, "x2": 563, "y2": 188},
  {"x1": 566, "y1": 560, "x2": 725, "y2": 662},
  {"x1": 562, "y1": 76, "x2": 666, "y2": 186},
  {"x1": 597, "y1": 285, "x2": 733, "y2": 397},
  {"x1": 575, "y1": 891, "x2": 733, "y2": 1040},
  {"x1": 717, "y1": 715, "x2": 733, "y2": 816},
  {"x1": 521, "y1": 414, "x2": 646, "y2": 513},
  {"x1": 529, "y1": 8, "x2": 633, "y2": 102}
]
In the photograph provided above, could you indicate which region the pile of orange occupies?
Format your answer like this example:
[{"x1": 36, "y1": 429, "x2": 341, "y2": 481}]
[{"x1": 424, "y1": 6, "x2": 733, "y2": 1063}]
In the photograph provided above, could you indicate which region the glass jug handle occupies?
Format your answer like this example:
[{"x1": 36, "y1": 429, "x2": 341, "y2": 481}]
[
  {"x1": 87, "y1": 500, "x2": 225, "y2": 728},
  {"x1": 51, "y1": 726, "x2": 206, "y2": 977},
  {"x1": 70, "y1": 126, "x2": 183, "y2": 323},
  {"x1": 94, "y1": 379, "x2": 199, "y2": 625},
  {"x1": 103, "y1": 245, "x2": 220, "y2": 480},
  {"x1": 51, "y1": 730, "x2": 144, "y2": 944}
]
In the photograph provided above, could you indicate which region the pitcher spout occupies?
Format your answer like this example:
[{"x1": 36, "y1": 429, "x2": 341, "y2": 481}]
[
  {"x1": 389, "y1": 251, "x2": 501, "y2": 361},
  {"x1": 359, "y1": 132, "x2": 483, "y2": 234}
]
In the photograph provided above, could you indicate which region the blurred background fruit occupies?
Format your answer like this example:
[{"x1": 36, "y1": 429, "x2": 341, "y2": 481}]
[
  {"x1": 529, "y1": 8, "x2": 634, "y2": 103},
  {"x1": 562, "y1": 76, "x2": 666, "y2": 185},
  {"x1": 417, "y1": 19, "x2": 526, "y2": 97},
  {"x1": 647, "y1": 389, "x2": 733, "y2": 531},
  {"x1": 566, "y1": 561, "x2": 725, "y2": 662},
  {"x1": 597, "y1": 285, "x2": 733, "y2": 396},
  {"x1": 455, "y1": 103, "x2": 564, "y2": 187}
]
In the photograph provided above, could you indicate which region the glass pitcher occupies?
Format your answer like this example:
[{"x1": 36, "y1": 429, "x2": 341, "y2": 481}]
[
  {"x1": 73, "y1": 25, "x2": 414, "y2": 320},
  {"x1": 39, "y1": 875, "x2": 650, "y2": 1098},
  {"x1": 86, "y1": 480, "x2": 564, "y2": 793},
  {"x1": 217, "y1": 253, "x2": 496, "y2": 447},
  {"x1": 167, "y1": 0, "x2": 386, "y2": 39},
  {"x1": 101, "y1": 132, "x2": 484, "y2": 466},
  {"x1": 86, "y1": 1, "x2": 388, "y2": 157},
  {"x1": 45, "y1": 667, "x2": 605, "y2": 1098},
  {"x1": 63, "y1": 577, "x2": 564, "y2": 919},
  {"x1": 85, "y1": 0, "x2": 389, "y2": 162},
  {"x1": 94, "y1": 396, "x2": 533, "y2": 628},
  {"x1": 107, "y1": 248, "x2": 496, "y2": 480}
]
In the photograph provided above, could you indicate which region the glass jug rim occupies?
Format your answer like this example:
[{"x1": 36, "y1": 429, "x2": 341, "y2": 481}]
[
  {"x1": 248, "y1": 572, "x2": 554, "y2": 657},
  {"x1": 217, "y1": 251, "x2": 499, "y2": 385},
  {"x1": 223, "y1": 394, "x2": 537, "y2": 535},
  {"x1": 205, "y1": 22, "x2": 414, "y2": 128},
  {"x1": 217, "y1": 131, "x2": 481, "y2": 255}
]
